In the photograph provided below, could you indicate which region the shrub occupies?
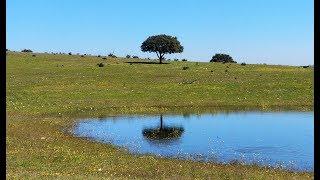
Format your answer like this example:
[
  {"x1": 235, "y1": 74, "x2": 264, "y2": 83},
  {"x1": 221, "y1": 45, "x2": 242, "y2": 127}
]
[
  {"x1": 21, "y1": 49, "x2": 33, "y2": 53},
  {"x1": 108, "y1": 53, "x2": 117, "y2": 58},
  {"x1": 241, "y1": 62, "x2": 246, "y2": 66},
  {"x1": 97, "y1": 55, "x2": 101, "y2": 57},
  {"x1": 302, "y1": 66, "x2": 309, "y2": 68},
  {"x1": 102, "y1": 57, "x2": 107, "y2": 60},
  {"x1": 181, "y1": 59, "x2": 187, "y2": 61},
  {"x1": 132, "y1": 55, "x2": 139, "y2": 59},
  {"x1": 126, "y1": 55, "x2": 131, "y2": 58},
  {"x1": 210, "y1": 53, "x2": 236, "y2": 63},
  {"x1": 81, "y1": 55, "x2": 84, "y2": 57},
  {"x1": 182, "y1": 66, "x2": 189, "y2": 70},
  {"x1": 97, "y1": 63, "x2": 105, "y2": 67},
  {"x1": 68, "y1": 52, "x2": 72, "y2": 55},
  {"x1": 32, "y1": 54, "x2": 36, "y2": 57},
  {"x1": 174, "y1": 59, "x2": 179, "y2": 61}
]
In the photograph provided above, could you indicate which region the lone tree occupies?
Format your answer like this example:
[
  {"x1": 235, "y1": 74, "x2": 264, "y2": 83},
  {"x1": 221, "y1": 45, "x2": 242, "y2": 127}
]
[
  {"x1": 21, "y1": 49, "x2": 33, "y2": 53},
  {"x1": 141, "y1": 34, "x2": 183, "y2": 64},
  {"x1": 210, "y1": 53, "x2": 236, "y2": 63}
]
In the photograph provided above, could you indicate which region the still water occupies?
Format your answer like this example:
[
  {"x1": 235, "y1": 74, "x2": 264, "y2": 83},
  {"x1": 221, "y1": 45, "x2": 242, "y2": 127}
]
[{"x1": 73, "y1": 112, "x2": 313, "y2": 171}]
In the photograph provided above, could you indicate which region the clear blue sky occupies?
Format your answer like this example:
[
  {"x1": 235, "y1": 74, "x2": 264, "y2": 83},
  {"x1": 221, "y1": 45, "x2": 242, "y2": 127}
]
[{"x1": 7, "y1": 0, "x2": 313, "y2": 65}]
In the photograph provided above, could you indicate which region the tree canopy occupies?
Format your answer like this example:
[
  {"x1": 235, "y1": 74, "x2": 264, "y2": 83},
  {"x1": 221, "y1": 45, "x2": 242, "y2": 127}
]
[
  {"x1": 210, "y1": 53, "x2": 236, "y2": 63},
  {"x1": 141, "y1": 34, "x2": 183, "y2": 63}
]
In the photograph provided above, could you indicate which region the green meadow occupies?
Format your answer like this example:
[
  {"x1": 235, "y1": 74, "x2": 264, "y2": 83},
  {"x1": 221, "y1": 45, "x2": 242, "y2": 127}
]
[{"x1": 6, "y1": 52, "x2": 313, "y2": 179}]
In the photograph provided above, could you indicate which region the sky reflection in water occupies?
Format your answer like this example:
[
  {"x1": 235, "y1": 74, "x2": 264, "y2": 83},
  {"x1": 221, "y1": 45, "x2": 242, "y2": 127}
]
[{"x1": 73, "y1": 112, "x2": 313, "y2": 172}]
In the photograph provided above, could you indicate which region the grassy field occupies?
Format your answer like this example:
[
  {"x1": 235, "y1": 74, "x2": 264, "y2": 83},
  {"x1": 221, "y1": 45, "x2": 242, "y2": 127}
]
[{"x1": 6, "y1": 52, "x2": 313, "y2": 179}]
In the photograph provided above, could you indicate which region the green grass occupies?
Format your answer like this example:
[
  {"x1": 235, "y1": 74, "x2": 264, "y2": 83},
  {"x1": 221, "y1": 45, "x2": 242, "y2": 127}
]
[{"x1": 6, "y1": 52, "x2": 313, "y2": 179}]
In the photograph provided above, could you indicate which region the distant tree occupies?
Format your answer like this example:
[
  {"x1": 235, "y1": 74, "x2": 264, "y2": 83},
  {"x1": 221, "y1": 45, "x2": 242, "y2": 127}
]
[
  {"x1": 126, "y1": 55, "x2": 131, "y2": 58},
  {"x1": 181, "y1": 59, "x2": 187, "y2": 62},
  {"x1": 141, "y1": 34, "x2": 183, "y2": 64},
  {"x1": 132, "y1": 55, "x2": 139, "y2": 59},
  {"x1": 210, "y1": 53, "x2": 236, "y2": 63},
  {"x1": 68, "y1": 52, "x2": 72, "y2": 55},
  {"x1": 108, "y1": 53, "x2": 117, "y2": 58},
  {"x1": 21, "y1": 49, "x2": 33, "y2": 53}
]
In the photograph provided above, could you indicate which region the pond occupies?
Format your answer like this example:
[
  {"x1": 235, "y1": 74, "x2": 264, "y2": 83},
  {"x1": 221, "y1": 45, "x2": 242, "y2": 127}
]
[{"x1": 73, "y1": 111, "x2": 313, "y2": 172}]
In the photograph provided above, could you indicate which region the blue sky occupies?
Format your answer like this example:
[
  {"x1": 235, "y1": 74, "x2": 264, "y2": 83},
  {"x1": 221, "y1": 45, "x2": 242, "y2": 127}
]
[{"x1": 7, "y1": 0, "x2": 313, "y2": 65}]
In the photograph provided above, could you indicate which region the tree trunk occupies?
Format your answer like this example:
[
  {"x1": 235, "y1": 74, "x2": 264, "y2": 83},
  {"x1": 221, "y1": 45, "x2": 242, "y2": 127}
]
[
  {"x1": 159, "y1": 54, "x2": 163, "y2": 64},
  {"x1": 160, "y1": 115, "x2": 163, "y2": 130}
]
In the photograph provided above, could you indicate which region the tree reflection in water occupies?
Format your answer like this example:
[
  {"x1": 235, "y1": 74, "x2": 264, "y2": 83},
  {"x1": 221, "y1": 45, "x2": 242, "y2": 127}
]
[{"x1": 142, "y1": 115, "x2": 184, "y2": 144}]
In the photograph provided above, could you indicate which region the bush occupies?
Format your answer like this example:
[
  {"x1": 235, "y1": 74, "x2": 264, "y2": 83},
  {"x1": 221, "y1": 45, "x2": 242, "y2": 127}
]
[
  {"x1": 81, "y1": 55, "x2": 84, "y2": 57},
  {"x1": 174, "y1": 59, "x2": 179, "y2": 61},
  {"x1": 97, "y1": 63, "x2": 105, "y2": 67},
  {"x1": 126, "y1": 55, "x2": 131, "y2": 58},
  {"x1": 102, "y1": 57, "x2": 107, "y2": 60},
  {"x1": 182, "y1": 66, "x2": 189, "y2": 70},
  {"x1": 210, "y1": 53, "x2": 236, "y2": 63},
  {"x1": 97, "y1": 55, "x2": 101, "y2": 57},
  {"x1": 241, "y1": 62, "x2": 246, "y2": 66},
  {"x1": 68, "y1": 52, "x2": 72, "y2": 55},
  {"x1": 108, "y1": 53, "x2": 117, "y2": 58},
  {"x1": 32, "y1": 54, "x2": 36, "y2": 57},
  {"x1": 21, "y1": 49, "x2": 33, "y2": 53},
  {"x1": 132, "y1": 55, "x2": 139, "y2": 59},
  {"x1": 302, "y1": 66, "x2": 309, "y2": 68},
  {"x1": 181, "y1": 59, "x2": 187, "y2": 61}
]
